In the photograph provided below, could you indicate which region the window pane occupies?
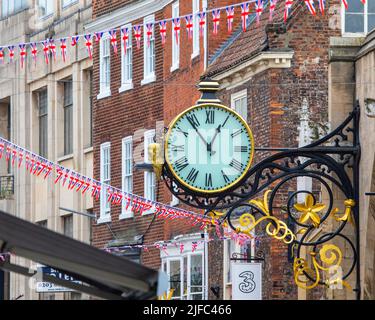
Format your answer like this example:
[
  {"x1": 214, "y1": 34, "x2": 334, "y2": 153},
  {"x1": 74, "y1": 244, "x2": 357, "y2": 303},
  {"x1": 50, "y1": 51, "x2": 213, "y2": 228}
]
[
  {"x1": 39, "y1": 90, "x2": 48, "y2": 157},
  {"x1": 369, "y1": 2, "x2": 375, "y2": 13},
  {"x1": 345, "y1": 13, "x2": 365, "y2": 33},
  {"x1": 63, "y1": 215, "x2": 73, "y2": 238},
  {"x1": 190, "y1": 255, "x2": 203, "y2": 292},
  {"x1": 183, "y1": 256, "x2": 188, "y2": 298},
  {"x1": 347, "y1": 1, "x2": 364, "y2": 13},
  {"x1": 64, "y1": 81, "x2": 73, "y2": 155},
  {"x1": 64, "y1": 81, "x2": 73, "y2": 106},
  {"x1": 170, "y1": 260, "x2": 181, "y2": 298}
]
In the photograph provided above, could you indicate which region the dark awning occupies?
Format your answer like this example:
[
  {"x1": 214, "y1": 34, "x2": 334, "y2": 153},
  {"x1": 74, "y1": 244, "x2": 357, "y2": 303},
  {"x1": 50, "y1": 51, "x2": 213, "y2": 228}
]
[{"x1": 0, "y1": 210, "x2": 165, "y2": 300}]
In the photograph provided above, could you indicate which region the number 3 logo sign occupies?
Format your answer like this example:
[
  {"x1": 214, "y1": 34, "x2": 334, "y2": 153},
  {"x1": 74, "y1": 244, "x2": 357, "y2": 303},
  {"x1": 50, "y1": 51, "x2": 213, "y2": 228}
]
[
  {"x1": 238, "y1": 271, "x2": 256, "y2": 293},
  {"x1": 231, "y1": 263, "x2": 262, "y2": 300}
]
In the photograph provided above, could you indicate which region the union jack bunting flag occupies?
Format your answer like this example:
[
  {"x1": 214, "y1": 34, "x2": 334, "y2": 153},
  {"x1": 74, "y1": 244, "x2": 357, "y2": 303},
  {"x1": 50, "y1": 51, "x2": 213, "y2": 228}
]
[
  {"x1": 18, "y1": 148, "x2": 23, "y2": 168},
  {"x1": 284, "y1": 0, "x2": 294, "y2": 22},
  {"x1": 42, "y1": 41, "x2": 49, "y2": 64},
  {"x1": 19, "y1": 44, "x2": 27, "y2": 68},
  {"x1": 212, "y1": 9, "x2": 220, "y2": 35},
  {"x1": 121, "y1": 27, "x2": 130, "y2": 52},
  {"x1": 269, "y1": 0, "x2": 277, "y2": 21},
  {"x1": 11, "y1": 148, "x2": 17, "y2": 166},
  {"x1": 44, "y1": 162, "x2": 54, "y2": 179},
  {"x1": 71, "y1": 35, "x2": 80, "y2": 46},
  {"x1": 159, "y1": 20, "x2": 167, "y2": 45},
  {"x1": 241, "y1": 2, "x2": 250, "y2": 31},
  {"x1": 304, "y1": 0, "x2": 316, "y2": 15},
  {"x1": 82, "y1": 177, "x2": 91, "y2": 195},
  {"x1": 8, "y1": 46, "x2": 15, "y2": 63},
  {"x1": 0, "y1": 47, "x2": 4, "y2": 64},
  {"x1": 0, "y1": 141, "x2": 4, "y2": 157},
  {"x1": 342, "y1": 0, "x2": 348, "y2": 9},
  {"x1": 133, "y1": 25, "x2": 142, "y2": 50},
  {"x1": 49, "y1": 39, "x2": 57, "y2": 61},
  {"x1": 62, "y1": 169, "x2": 70, "y2": 187},
  {"x1": 94, "y1": 32, "x2": 104, "y2": 42},
  {"x1": 5, "y1": 144, "x2": 11, "y2": 161},
  {"x1": 255, "y1": 0, "x2": 264, "y2": 25},
  {"x1": 145, "y1": 23, "x2": 154, "y2": 48},
  {"x1": 109, "y1": 29, "x2": 118, "y2": 54},
  {"x1": 318, "y1": 0, "x2": 325, "y2": 15},
  {"x1": 84, "y1": 34, "x2": 93, "y2": 59},
  {"x1": 60, "y1": 38, "x2": 67, "y2": 63},
  {"x1": 91, "y1": 182, "x2": 101, "y2": 200},
  {"x1": 68, "y1": 172, "x2": 77, "y2": 190},
  {"x1": 185, "y1": 15, "x2": 194, "y2": 39},
  {"x1": 226, "y1": 6, "x2": 234, "y2": 33},
  {"x1": 30, "y1": 43, "x2": 38, "y2": 66},
  {"x1": 198, "y1": 12, "x2": 206, "y2": 37},
  {"x1": 172, "y1": 18, "x2": 181, "y2": 45}
]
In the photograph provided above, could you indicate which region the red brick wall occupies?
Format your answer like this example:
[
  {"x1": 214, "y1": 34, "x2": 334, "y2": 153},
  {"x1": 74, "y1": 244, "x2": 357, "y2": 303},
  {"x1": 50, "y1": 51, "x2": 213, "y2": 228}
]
[{"x1": 92, "y1": 0, "x2": 240, "y2": 271}]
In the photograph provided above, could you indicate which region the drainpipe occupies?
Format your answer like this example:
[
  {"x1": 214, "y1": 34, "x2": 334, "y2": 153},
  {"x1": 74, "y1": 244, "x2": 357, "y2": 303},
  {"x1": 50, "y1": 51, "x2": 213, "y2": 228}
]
[
  {"x1": 203, "y1": 0, "x2": 208, "y2": 71},
  {"x1": 204, "y1": 226, "x2": 209, "y2": 300}
]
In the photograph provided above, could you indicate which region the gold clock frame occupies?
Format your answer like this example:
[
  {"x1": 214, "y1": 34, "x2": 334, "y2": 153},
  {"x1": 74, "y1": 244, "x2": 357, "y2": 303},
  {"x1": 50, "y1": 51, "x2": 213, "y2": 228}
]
[{"x1": 165, "y1": 103, "x2": 255, "y2": 194}]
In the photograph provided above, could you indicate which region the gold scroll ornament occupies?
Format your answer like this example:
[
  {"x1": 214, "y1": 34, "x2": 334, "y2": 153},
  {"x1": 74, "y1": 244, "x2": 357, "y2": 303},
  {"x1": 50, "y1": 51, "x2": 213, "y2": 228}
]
[
  {"x1": 236, "y1": 190, "x2": 296, "y2": 245},
  {"x1": 293, "y1": 244, "x2": 351, "y2": 290}
]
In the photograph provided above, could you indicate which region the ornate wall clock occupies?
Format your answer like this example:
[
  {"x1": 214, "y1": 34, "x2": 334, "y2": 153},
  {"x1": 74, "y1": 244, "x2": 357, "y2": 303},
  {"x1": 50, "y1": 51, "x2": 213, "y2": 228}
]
[{"x1": 165, "y1": 103, "x2": 254, "y2": 194}]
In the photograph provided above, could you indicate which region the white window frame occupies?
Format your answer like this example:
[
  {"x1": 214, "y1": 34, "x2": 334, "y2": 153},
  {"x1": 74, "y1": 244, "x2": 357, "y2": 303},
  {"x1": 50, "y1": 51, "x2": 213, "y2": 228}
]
[
  {"x1": 171, "y1": 1, "x2": 180, "y2": 72},
  {"x1": 98, "y1": 142, "x2": 111, "y2": 224},
  {"x1": 97, "y1": 34, "x2": 111, "y2": 100},
  {"x1": 141, "y1": 14, "x2": 156, "y2": 85},
  {"x1": 161, "y1": 239, "x2": 205, "y2": 300},
  {"x1": 231, "y1": 89, "x2": 248, "y2": 122},
  {"x1": 120, "y1": 23, "x2": 134, "y2": 92},
  {"x1": 37, "y1": 0, "x2": 54, "y2": 19},
  {"x1": 120, "y1": 136, "x2": 133, "y2": 219},
  {"x1": 143, "y1": 129, "x2": 156, "y2": 214},
  {"x1": 192, "y1": 0, "x2": 200, "y2": 59},
  {"x1": 341, "y1": 1, "x2": 374, "y2": 37}
]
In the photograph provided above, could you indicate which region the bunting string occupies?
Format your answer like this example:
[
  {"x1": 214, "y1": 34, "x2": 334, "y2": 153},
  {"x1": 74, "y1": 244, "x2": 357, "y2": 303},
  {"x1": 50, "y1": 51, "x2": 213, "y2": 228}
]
[
  {"x1": 0, "y1": 0, "x2": 357, "y2": 68},
  {"x1": 0, "y1": 136, "x2": 212, "y2": 229},
  {"x1": 0, "y1": 225, "x2": 264, "y2": 259},
  {"x1": 104, "y1": 231, "x2": 266, "y2": 255}
]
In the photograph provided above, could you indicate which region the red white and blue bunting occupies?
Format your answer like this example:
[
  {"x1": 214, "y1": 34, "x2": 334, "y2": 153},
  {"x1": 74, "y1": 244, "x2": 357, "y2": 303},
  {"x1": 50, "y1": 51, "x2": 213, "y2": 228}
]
[
  {"x1": 0, "y1": 136, "x2": 211, "y2": 229},
  {"x1": 0, "y1": 0, "x2": 363, "y2": 68}
]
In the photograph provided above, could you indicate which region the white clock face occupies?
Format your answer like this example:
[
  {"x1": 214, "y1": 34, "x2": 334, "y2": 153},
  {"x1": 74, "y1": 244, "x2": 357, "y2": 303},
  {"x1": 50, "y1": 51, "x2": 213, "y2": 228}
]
[{"x1": 165, "y1": 104, "x2": 254, "y2": 194}]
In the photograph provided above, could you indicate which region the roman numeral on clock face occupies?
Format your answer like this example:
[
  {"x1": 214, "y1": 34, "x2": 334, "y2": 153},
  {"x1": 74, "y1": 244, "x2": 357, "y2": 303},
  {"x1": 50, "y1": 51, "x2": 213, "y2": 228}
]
[
  {"x1": 187, "y1": 168, "x2": 199, "y2": 184},
  {"x1": 174, "y1": 157, "x2": 189, "y2": 172},
  {"x1": 229, "y1": 159, "x2": 244, "y2": 172},
  {"x1": 234, "y1": 146, "x2": 248, "y2": 153},
  {"x1": 176, "y1": 127, "x2": 188, "y2": 137},
  {"x1": 222, "y1": 170, "x2": 230, "y2": 184},
  {"x1": 186, "y1": 113, "x2": 200, "y2": 128},
  {"x1": 222, "y1": 115, "x2": 230, "y2": 128},
  {"x1": 171, "y1": 144, "x2": 185, "y2": 152},
  {"x1": 205, "y1": 173, "x2": 213, "y2": 187},
  {"x1": 205, "y1": 110, "x2": 215, "y2": 124},
  {"x1": 231, "y1": 128, "x2": 244, "y2": 138}
]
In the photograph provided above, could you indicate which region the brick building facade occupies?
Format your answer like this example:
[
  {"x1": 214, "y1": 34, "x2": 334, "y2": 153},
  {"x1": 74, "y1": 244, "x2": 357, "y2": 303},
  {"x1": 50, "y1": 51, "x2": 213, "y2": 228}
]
[{"x1": 88, "y1": 0, "x2": 244, "y2": 300}]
